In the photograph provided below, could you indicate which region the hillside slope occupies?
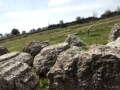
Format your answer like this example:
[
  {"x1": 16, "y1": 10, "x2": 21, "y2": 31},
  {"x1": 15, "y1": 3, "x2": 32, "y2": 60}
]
[{"x1": 1, "y1": 15, "x2": 120, "y2": 51}]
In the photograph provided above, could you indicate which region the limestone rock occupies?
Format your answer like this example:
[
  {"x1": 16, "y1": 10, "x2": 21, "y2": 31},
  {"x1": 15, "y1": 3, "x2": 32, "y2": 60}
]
[
  {"x1": 65, "y1": 34, "x2": 86, "y2": 47},
  {"x1": 0, "y1": 46, "x2": 9, "y2": 56},
  {"x1": 47, "y1": 46, "x2": 81, "y2": 90},
  {"x1": 33, "y1": 42, "x2": 70, "y2": 77},
  {"x1": 0, "y1": 53, "x2": 39, "y2": 90},
  {"x1": 107, "y1": 37, "x2": 120, "y2": 50},
  {"x1": 89, "y1": 44, "x2": 120, "y2": 55},
  {"x1": 14, "y1": 52, "x2": 33, "y2": 66},
  {"x1": 0, "y1": 52, "x2": 33, "y2": 66},
  {"x1": 47, "y1": 45, "x2": 120, "y2": 90},
  {"x1": 109, "y1": 23, "x2": 120, "y2": 42},
  {"x1": 22, "y1": 41, "x2": 49, "y2": 57},
  {"x1": 77, "y1": 51, "x2": 120, "y2": 90}
]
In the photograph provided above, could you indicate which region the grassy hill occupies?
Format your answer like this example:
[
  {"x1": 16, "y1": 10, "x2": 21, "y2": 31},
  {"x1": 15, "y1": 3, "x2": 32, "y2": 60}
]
[{"x1": 1, "y1": 15, "x2": 120, "y2": 52}]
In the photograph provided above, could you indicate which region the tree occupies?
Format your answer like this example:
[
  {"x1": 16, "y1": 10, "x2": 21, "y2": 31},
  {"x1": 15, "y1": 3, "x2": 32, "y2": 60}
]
[
  {"x1": 76, "y1": 16, "x2": 81, "y2": 22},
  {"x1": 22, "y1": 31, "x2": 26, "y2": 35},
  {"x1": 104, "y1": 9, "x2": 112, "y2": 15},
  {"x1": 37, "y1": 28, "x2": 41, "y2": 31},
  {"x1": 116, "y1": 6, "x2": 120, "y2": 12},
  {"x1": 59, "y1": 20, "x2": 64, "y2": 25},
  {"x1": 59, "y1": 20, "x2": 65, "y2": 27},
  {"x1": 0, "y1": 33, "x2": 3, "y2": 37},
  {"x1": 5, "y1": 33, "x2": 12, "y2": 38},
  {"x1": 11, "y1": 28, "x2": 20, "y2": 35},
  {"x1": 0, "y1": 33, "x2": 3, "y2": 40},
  {"x1": 101, "y1": 9, "x2": 112, "y2": 18},
  {"x1": 29, "y1": 28, "x2": 36, "y2": 33}
]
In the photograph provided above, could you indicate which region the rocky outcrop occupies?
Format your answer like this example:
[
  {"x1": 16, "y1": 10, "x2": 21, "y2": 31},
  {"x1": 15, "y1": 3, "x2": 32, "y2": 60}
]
[
  {"x1": 0, "y1": 46, "x2": 9, "y2": 56},
  {"x1": 107, "y1": 37, "x2": 120, "y2": 50},
  {"x1": 0, "y1": 52, "x2": 33, "y2": 66},
  {"x1": 65, "y1": 34, "x2": 86, "y2": 47},
  {"x1": 109, "y1": 23, "x2": 120, "y2": 42},
  {"x1": 47, "y1": 26, "x2": 120, "y2": 90},
  {"x1": 22, "y1": 41, "x2": 49, "y2": 57},
  {"x1": 47, "y1": 43, "x2": 120, "y2": 90},
  {"x1": 77, "y1": 49, "x2": 120, "y2": 90},
  {"x1": 33, "y1": 42, "x2": 70, "y2": 77},
  {"x1": 47, "y1": 46, "x2": 81, "y2": 90},
  {"x1": 0, "y1": 52, "x2": 39, "y2": 90},
  {"x1": 89, "y1": 44, "x2": 120, "y2": 55}
]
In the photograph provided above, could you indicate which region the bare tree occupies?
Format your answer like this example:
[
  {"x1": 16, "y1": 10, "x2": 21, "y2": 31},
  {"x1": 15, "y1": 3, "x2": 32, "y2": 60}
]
[
  {"x1": 116, "y1": 6, "x2": 120, "y2": 12},
  {"x1": 93, "y1": 11, "x2": 97, "y2": 17},
  {"x1": 0, "y1": 33, "x2": 3, "y2": 40}
]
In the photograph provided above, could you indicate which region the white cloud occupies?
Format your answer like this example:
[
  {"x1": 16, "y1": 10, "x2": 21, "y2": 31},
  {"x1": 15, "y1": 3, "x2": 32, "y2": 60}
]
[
  {"x1": 47, "y1": 0, "x2": 118, "y2": 24},
  {"x1": 0, "y1": 0, "x2": 3, "y2": 6},
  {"x1": 48, "y1": 0, "x2": 72, "y2": 7},
  {"x1": 0, "y1": 0, "x2": 118, "y2": 34},
  {"x1": 47, "y1": 0, "x2": 117, "y2": 14},
  {"x1": 0, "y1": 17, "x2": 48, "y2": 34},
  {"x1": 0, "y1": 9, "x2": 49, "y2": 34}
]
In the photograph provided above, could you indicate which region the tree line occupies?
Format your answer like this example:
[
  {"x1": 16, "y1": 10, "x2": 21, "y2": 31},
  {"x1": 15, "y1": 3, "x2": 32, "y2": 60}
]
[{"x1": 0, "y1": 6, "x2": 120, "y2": 40}]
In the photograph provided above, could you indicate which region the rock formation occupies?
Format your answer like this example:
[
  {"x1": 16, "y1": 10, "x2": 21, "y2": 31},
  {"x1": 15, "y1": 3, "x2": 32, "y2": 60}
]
[
  {"x1": 65, "y1": 34, "x2": 86, "y2": 47},
  {"x1": 22, "y1": 41, "x2": 49, "y2": 57},
  {"x1": 109, "y1": 23, "x2": 120, "y2": 42},
  {"x1": 47, "y1": 29, "x2": 120, "y2": 90},
  {"x1": 47, "y1": 46, "x2": 81, "y2": 90},
  {"x1": 107, "y1": 37, "x2": 120, "y2": 50},
  {"x1": 0, "y1": 52, "x2": 39, "y2": 90},
  {"x1": 47, "y1": 44, "x2": 120, "y2": 90},
  {"x1": 0, "y1": 46, "x2": 9, "y2": 56},
  {"x1": 77, "y1": 49, "x2": 120, "y2": 90},
  {"x1": 33, "y1": 42, "x2": 70, "y2": 77},
  {"x1": 0, "y1": 52, "x2": 33, "y2": 66},
  {"x1": 1, "y1": 23, "x2": 120, "y2": 90}
]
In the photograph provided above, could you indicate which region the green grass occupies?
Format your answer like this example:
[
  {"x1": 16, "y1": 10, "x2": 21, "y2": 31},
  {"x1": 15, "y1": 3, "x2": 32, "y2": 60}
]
[
  {"x1": 1, "y1": 15, "x2": 120, "y2": 52},
  {"x1": 39, "y1": 78, "x2": 48, "y2": 90},
  {"x1": 32, "y1": 67, "x2": 48, "y2": 90}
]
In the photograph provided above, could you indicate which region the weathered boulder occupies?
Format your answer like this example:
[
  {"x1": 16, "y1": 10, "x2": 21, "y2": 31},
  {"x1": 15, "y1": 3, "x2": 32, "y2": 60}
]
[
  {"x1": 65, "y1": 34, "x2": 86, "y2": 47},
  {"x1": 0, "y1": 53, "x2": 39, "y2": 90},
  {"x1": 22, "y1": 41, "x2": 49, "y2": 57},
  {"x1": 47, "y1": 46, "x2": 81, "y2": 90},
  {"x1": 33, "y1": 42, "x2": 70, "y2": 77},
  {"x1": 0, "y1": 52, "x2": 33, "y2": 66},
  {"x1": 47, "y1": 45, "x2": 120, "y2": 90},
  {"x1": 77, "y1": 51, "x2": 120, "y2": 90},
  {"x1": 107, "y1": 37, "x2": 120, "y2": 50},
  {"x1": 0, "y1": 46, "x2": 9, "y2": 56},
  {"x1": 89, "y1": 44, "x2": 120, "y2": 55},
  {"x1": 109, "y1": 23, "x2": 120, "y2": 42}
]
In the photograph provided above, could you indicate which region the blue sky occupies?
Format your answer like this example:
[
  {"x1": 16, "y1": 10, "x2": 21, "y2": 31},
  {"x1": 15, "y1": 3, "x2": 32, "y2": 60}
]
[{"x1": 0, "y1": 0, "x2": 119, "y2": 34}]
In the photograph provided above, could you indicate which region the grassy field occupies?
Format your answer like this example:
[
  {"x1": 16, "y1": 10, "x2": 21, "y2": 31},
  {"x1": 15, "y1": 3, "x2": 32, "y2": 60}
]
[{"x1": 1, "y1": 15, "x2": 120, "y2": 52}]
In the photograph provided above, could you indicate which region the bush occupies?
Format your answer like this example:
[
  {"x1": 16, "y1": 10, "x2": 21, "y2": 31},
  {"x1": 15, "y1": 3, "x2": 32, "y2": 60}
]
[{"x1": 11, "y1": 28, "x2": 20, "y2": 35}]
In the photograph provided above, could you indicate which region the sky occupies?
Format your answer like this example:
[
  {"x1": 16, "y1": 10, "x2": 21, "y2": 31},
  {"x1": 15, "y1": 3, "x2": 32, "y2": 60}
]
[{"x1": 0, "y1": 0, "x2": 119, "y2": 34}]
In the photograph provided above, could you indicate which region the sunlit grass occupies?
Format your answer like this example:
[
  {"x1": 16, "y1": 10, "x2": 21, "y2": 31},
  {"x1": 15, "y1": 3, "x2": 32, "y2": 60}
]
[{"x1": 0, "y1": 15, "x2": 120, "y2": 51}]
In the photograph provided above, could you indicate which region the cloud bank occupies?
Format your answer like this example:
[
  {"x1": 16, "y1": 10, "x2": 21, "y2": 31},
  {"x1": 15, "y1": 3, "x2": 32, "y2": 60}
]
[{"x1": 0, "y1": 0, "x2": 119, "y2": 34}]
